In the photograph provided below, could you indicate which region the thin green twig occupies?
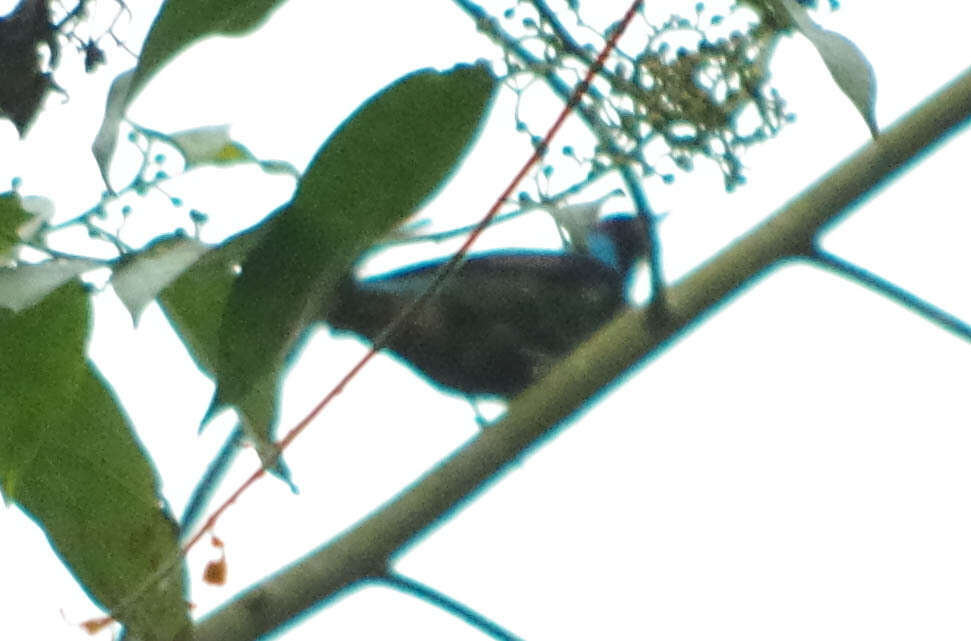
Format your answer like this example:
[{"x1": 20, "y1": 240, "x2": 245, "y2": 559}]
[
  {"x1": 377, "y1": 572, "x2": 526, "y2": 641},
  {"x1": 179, "y1": 425, "x2": 245, "y2": 534},
  {"x1": 805, "y1": 246, "x2": 971, "y2": 342}
]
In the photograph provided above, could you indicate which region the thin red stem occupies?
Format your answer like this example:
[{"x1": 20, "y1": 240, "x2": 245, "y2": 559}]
[
  {"x1": 105, "y1": 4, "x2": 645, "y2": 622},
  {"x1": 184, "y1": 0, "x2": 644, "y2": 553}
]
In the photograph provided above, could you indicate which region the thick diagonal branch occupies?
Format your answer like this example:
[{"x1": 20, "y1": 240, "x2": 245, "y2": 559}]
[{"x1": 192, "y1": 65, "x2": 971, "y2": 641}]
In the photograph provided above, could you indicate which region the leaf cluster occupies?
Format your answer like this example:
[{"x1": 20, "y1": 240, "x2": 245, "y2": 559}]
[{"x1": 1, "y1": 2, "x2": 497, "y2": 636}]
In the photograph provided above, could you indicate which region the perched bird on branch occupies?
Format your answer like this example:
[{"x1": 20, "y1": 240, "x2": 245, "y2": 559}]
[{"x1": 325, "y1": 215, "x2": 647, "y2": 398}]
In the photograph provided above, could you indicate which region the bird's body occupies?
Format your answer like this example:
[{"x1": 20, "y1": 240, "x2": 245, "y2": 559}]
[{"x1": 325, "y1": 215, "x2": 646, "y2": 397}]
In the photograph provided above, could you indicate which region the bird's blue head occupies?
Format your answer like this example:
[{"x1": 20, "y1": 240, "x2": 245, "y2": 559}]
[{"x1": 585, "y1": 214, "x2": 648, "y2": 280}]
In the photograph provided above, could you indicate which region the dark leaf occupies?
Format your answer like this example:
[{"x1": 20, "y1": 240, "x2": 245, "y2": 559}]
[{"x1": 0, "y1": 0, "x2": 59, "y2": 136}]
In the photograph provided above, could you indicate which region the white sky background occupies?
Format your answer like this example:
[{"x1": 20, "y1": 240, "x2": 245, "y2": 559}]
[{"x1": 1, "y1": 1, "x2": 971, "y2": 639}]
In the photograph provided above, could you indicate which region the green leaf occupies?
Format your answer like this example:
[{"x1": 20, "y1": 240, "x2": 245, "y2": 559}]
[
  {"x1": 93, "y1": 1, "x2": 290, "y2": 188},
  {"x1": 91, "y1": 69, "x2": 134, "y2": 192},
  {"x1": 0, "y1": 258, "x2": 103, "y2": 312},
  {"x1": 0, "y1": 191, "x2": 31, "y2": 258},
  {"x1": 778, "y1": 0, "x2": 878, "y2": 137},
  {"x1": 165, "y1": 125, "x2": 299, "y2": 176},
  {"x1": 216, "y1": 62, "x2": 497, "y2": 423},
  {"x1": 157, "y1": 225, "x2": 291, "y2": 481},
  {"x1": 159, "y1": 228, "x2": 265, "y2": 375},
  {"x1": 131, "y1": 0, "x2": 289, "y2": 101},
  {"x1": 0, "y1": 282, "x2": 190, "y2": 641},
  {"x1": 110, "y1": 232, "x2": 208, "y2": 323}
]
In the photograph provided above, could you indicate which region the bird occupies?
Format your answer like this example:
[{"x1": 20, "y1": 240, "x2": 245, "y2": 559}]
[{"x1": 324, "y1": 215, "x2": 647, "y2": 398}]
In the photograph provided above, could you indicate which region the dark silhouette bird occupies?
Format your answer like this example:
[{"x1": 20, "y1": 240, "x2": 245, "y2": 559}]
[{"x1": 325, "y1": 215, "x2": 646, "y2": 398}]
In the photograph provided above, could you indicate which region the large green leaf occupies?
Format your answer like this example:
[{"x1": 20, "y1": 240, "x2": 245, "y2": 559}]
[
  {"x1": 158, "y1": 225, "x2": 290, "y2": 478},
  {"x1": 159, "y1": 228, "x2": 266, "y2": 375},
  {"x1": 0, "y1": 283, "x2": 189, "y2": 641},
  {"x1": 131, "y1": 0, "x2": 288, "y2": 101},
  {"x1": 215, "y1": 62, "x2": 497, "y2": 420}
]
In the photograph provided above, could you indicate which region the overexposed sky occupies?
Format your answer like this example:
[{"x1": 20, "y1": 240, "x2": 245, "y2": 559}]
[{"x1": 2, "y1": 1, "x2": 971, "y2": 639}]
